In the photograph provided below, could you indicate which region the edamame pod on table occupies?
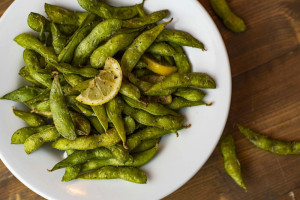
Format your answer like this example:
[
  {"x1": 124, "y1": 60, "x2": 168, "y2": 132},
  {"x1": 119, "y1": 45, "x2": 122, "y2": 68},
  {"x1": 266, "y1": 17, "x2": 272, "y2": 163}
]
[
  {"x1": 78, "y1": 166, "x2": 147, "y2": 184},
  {"x1": 77, "y1": 0, "x2": 142, "y2": 20},
  {"x1": 51, "y1": 23, "x2": 68, "y2": 55},
  {"x1": 122, "y1": 10, "x2": 169, "y2": 28},
  {"x1": 237, "y1": 125, "x2": 300, "y2": 155},
  {"x1": 24, "y1": 126, "x2": 60, "y2": 154},
  {"x1": 11, "y1": 125, "x2": 52, "y2": 144},
  {"x1": 15, "y1": 33, "x2": 58, "y2": 63},
  {"x1": 169, "y1": 42, "x2": 191, "y2": 73},
  {"x1": 105, "y1": 97, "x2": 127, "y2": 149},
  {"x1": 221, "y1": 134, "x2": 247, "y2": 190},
  {"x1": 13, "y1": 109, "x2": 46, "y2": 127},
  {"x1": 119, "y1": 79, "x2": 141, "y2": 101},
  {"x1": 122, "y1": 95, "x2": 178, "y2": 116},
  {"x1": 58, "y1": 14, "x2": 97, "y2": 63},
  {"x1": 157, "y1": 29, "x2": 205, "y2": 50},
  {"x1": 81, "y1": 145, "x2": 158, "y2": 172},
  {"x1": 210, "y1": 0, "x2": 246, "y2": 33},
  {"x1": 45, "y1": 3, "x2": 88, "y2": 26},
  {"x1": 0, "y1": 86, "x2": 43, "y2": 102},
  {"x1": 90, "y1": 32, "x2": 139, "y2": 68},
  {"x1": 50, "y1": 147, "x2": 113, "y2": 171},
  {"x1": 50, "y1": 74, "x2": 77, "y2": 140},
  {"x1": 121, "y1": 20, "x2": 172, "y2": 76},
  {"x1": 167, "y1": 97, "x2": 208, "y2": 110},
  {"x1": 52, "y1": 128, "x2": 121, "y2": 150},
  {"x1": 28, "y1": 12, "x2": 51, "y2": 32},
  {"x1": 145, "y1": 72, "x2": 216, "y2": 95},
  {"x1": 174, "y1": 88, "x2": 205, "y2": 101},
  {"x1": 73, "y1": 19, "x2": 123, "y2": 66}
]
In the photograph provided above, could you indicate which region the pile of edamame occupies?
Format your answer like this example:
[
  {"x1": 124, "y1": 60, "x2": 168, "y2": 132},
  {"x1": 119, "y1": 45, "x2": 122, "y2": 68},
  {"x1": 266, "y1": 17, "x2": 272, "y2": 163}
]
[{"x1": 1, "y1": 0, "x2": 217, "y2": 184}]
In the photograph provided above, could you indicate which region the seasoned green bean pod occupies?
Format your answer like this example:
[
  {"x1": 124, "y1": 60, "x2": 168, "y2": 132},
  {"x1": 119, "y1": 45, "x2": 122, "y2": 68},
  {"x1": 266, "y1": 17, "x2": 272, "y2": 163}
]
[
  {"x1": 169, "y1": 42, "x2": 191, "y2": 73},
  {"x1": 123, "y1": 10, "x2": 169, "y2": 28},
  {"x1": 11, "y1": 125, "x2": 53, "y2": 144},
  {"x1": 51, "y1": 23, "x2": 68, "y2": 55},
  {"x1": 147, "y1": 42, "x2": 176, "y2": 57},
  {"x1": 238, "y1": 125, "x2": 300, "y2": 155},
  {"x1": 0, "y1": 86, "x2": 43, "y2": 102},
  {"x1": 124, "y1": 115, "x2": 136, "y2": 135},
  {"x1": 221, "y1": 134, "x2": 247, "y2": 190},
  {"x1": 131, "y1": 138, "x2": 160, "y2": 153},
  {"x1": 167, "y1": 97, "x2": 207, "y2": 110},
  {"x1": 174, "y1": 88, "x2": 205, "y2": 101},
  {"x1": 64, "y1": 74, "x2": 86, "y2": 87},
  {"x1": 62, "y1": 165, "x2": 82, "y2": 182},
  {"x1": 210, "y1": 0, "x2": 246, "y2": 33},
  {"x1": 106, "y1": 144, "x2": 132, "y2": 163},
  {"x1": 52, "y1": 128, "x2": 121, "y2": 150},
  {"x1": 88, "y1": 116, "x2": 106, "y2": 134},
  {"x1": 13, "y1": 109, "x2": 46, "y2": 127},
  {"x1": 18, "y1": 67, "x2": 44, "y2": 87},
  {"x1": 91, "y1": 105, "x2": 108, "y2": 132},
  {"x1": 24, "y1": 126, "x2": 60, "y2": 154},
  {"x1": 28, "y1": 12, "x2": 50, "y2": 32},
  {"x1": 49, "y1": 62, "x2": 99, "y2": 78},
  {"x1": 119, "y1": 80, "x2": 141, "y2": 101}
]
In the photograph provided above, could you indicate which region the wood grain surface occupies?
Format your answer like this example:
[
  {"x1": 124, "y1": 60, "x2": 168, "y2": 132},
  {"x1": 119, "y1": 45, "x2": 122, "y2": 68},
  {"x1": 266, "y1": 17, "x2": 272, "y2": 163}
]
[{"x1": 1, "y1": 0, "x2": 300, "y2": 199}]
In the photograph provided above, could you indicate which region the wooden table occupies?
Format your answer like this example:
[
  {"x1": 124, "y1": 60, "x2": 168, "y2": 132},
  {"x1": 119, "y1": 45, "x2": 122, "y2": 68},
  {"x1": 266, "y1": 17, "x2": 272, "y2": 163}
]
[{"x1": 1, "y1": 0, "x2": 300, "y2": 199}]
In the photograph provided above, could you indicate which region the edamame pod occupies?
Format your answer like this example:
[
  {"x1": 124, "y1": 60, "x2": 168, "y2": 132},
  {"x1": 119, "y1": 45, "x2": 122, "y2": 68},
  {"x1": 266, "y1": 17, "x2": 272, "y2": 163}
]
[
  {"x1": 146, "y1": 72, "x2": 216, "y2": 95},
  {"x1": 89, "y1": 116, "x2": 105, "y2": 134},
  {"x1": 15, "y1": 33, "x2": 58, "y2": 63},
  {"x1": 105, "y1": 98, "x2": 127, "y2": 149},
  {"x1": 122, "y1": 10, "x2": 169, "y2": 28},
  {"x1": 210, "y1": 0, "x2": 246, "y2": 33},
  {"x1": 91, "y1": 105, "x2": 108, "y2": 132},
  {"x1": 119, "y1": 80, "x2": 141, "y2": 101},
  {"x1": 24, "y1": 126, "x2": 60, "y2": 154},
  {"x1": 50, "y1": 74, "x2": 77, "y2": 140},
  {"x1": 167, "y1": 97, "x2": 207, "y2": 110},
  {"x1": 51, "y1": 23, "x2": 68, "y2": 55},
  {"x1": 52, "y1": 128, "x2": 121, "y2": 150},
  {"x1": 62, "y1": 165, "x2": 81, "y2": 182},
  {"x1": 121, "y1": 20, "x2": 172, "y2": 76},
  {"x1": 18, "y1": 67, "x2": 44, "y2": 87},
  {"x1": 64, "y1": 74, "x2": 86, "y2": 87},
  {"x1": 147, "y1": 42, "x2": 176, "y2": 57},
  {"x1": 49, "y1": 62, "x2": 99, "y2": 78},
  {"x1": 106, "y1": 144, "x2": 132, "y2": 163},
  {"x1": 174, "y1": 88, "x2": 205, "y2": 101},
  {"x1": 122, "y1": 95, "x2": 178, "y2": 116},
  {"x1": 73, "y1": 19, "x2": 123, "y2": 65},
  {"x1": 13, "y1": 109, "x2": 46, "y2": 127},
  {"x1": 157, "y1": 29, "x2": 205, "y2": 50},
  {"x1": 124, "y1": 115, "x2": 136, "y2": 135},
  {"x1": 77, "y1": 0, "x2": 142, "y2": 19},
  {"x1": 169, "y1": 42, "x2": 191, "y2": 73},
  {"x1": 90, "y1": 32, "x2": 139, "y2": 68},
  {"x1": 0, "y1": 86, "x2": 43, "y2": 102},
  {"x1": 221, "y1": 134, "x2": 247, "y2": 190},
  {"x1": 237, "y1": 125, "x2": 300, "y2": 155},
  {"x1": 28, "y1": 12, "x2": 50, "y2": 32},
  {"x1": 50, "y1": 147, "x2": 113, "y2": 171},
  {"x1": 11, "y1": 125, "x2": 52, "y2": 144},
  {"x1": 70, "y1": 112, "x2": 91, "y2": 135},
  {"x1": 131, "y1": 138, "x2": 160, "y2": 153}
]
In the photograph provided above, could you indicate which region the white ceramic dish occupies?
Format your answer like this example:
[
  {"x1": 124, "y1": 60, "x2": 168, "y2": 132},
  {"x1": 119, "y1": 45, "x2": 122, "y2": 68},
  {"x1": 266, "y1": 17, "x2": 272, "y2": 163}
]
[{"x1": 0, "y1": 0, "x2": 231, "y2": 199}]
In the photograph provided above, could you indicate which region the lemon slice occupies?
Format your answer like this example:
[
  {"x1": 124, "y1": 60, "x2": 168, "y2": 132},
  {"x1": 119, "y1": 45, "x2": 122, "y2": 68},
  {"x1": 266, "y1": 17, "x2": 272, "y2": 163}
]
[
  {"x1": 76, "y1": 57, "x2": 122, "y2": 106},
  {"x1": 142, "y1": 55, "x2": 177, "y2": 76}
]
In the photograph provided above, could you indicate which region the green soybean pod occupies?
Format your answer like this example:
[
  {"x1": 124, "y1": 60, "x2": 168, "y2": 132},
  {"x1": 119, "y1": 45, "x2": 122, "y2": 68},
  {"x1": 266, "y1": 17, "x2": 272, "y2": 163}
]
[
  {"x1": 122, "y1": 95, "x2": 178, "y2": 116},
  {"x1": 49, "y1": 62, "x2": 99, "y2": 78},
  {"x1": 221, "y1": 134, "x2": 247, "y2": 190},
  {"x1": 50, "y1": 147, "x2": 113, "y2": 171},
  {"x1": 34, "y1": 100, "x2": 51, "y2": 112},
  {"x1": 91, "y1": 105, "x2": 109, "y2": 132},
  {"x1": 73, "y1": 19, "x2": 123, "y2": 65},
  {"x1": 14, "y1": 33, "x2": 57, "y2": 63},
  {"x1": 131, "y1": 138, "x2": 160, "y2": 153},
  {"x1": 119, "y1": 80, "x2": 141, "y2": 101},
  {"x1": 27, "y1": 12, "x2": 51, "y2": 32},
  {"x1": 70, "y1": 112, "x2": 91, "y2": 136},
  {"x1": 77, "y1": 0, "x2": 142, "y2": 19},
  {"x1": 133, "y1": 68, "x2": 154, "y2": 78},
  {"x1": 58, "y1": 14, "x2": 97, "y2": 63},
  {"x1": 210, "y1": 0, "x2": 246, "y2": 33},
  {"x1": 62, "y1": 165, "x2": 82, "y2": 182},
  {"x1": 105, "y1": 98, "x2": 127, "y2": 149},
  {"x1": 50, "y1": 74, "x2": 77, "y2": 140},
  {"x1": 78, "y1": 166, "x2": 147, "y2": 184},
  {"x1": 167, "y1": 97, "x2": 208, "y2": 110},
  {"x1": 237, "y1": 125, "x2": 300, "y2": 155},
  {"x1": 122, "y1": 10, "x2": 169, "y2": 28},
  {"x1": 0, "y1": 86, "x2": 43, "y2": 102},
  {"x1": 13, "y1": 109, "x2": 46, "y2": 127},
  {"x1": 147, "y1": 42, "x2": 176, "y2": 57},
  {"x1": 174, "y1": 88, "x2": 206, "y2": 101},
  {"x1": 121, "y1": 20, "x2": 172, "y2": 76},
  {"x1": 57, "y1": 24, "x2": 79, "y2": 36},
  {"x1": 90, "y1": 32, "x2": 139, "y2": 68},
  {"x1": 51, "y1": 23, "x2": 68, "y2": 55},
  {"x1": 52, "y1": 128, "x2": 121, "y2": 150},
  {"x1": 11, "y1": 125, "x2": 53, "y2": 144},
  {"x1": 45, "y1": 3, "x2": 87, "y2": 26},
  {"x1": 124, "y1": 115, "x2": 136, "y2": 135},
  {"x1": 106, "y1": 144, "x2": 132, "y2": 163},
  {"x1": 64, "y1": 74, "x2": 86, "y2": 87},
  {"x1": 169, "y1": 42, "x2": 191, "y2": 73},
  {"x1": 135, "y1": 61, "x2": 148, "y2": 69},
  {"x1": 18, "y1": 67, "x2": 44, "y2": 87},
  {"x1": 24, "y1": 126, "x2": 60, "y2": 154},
  {"x1": 156, "y1": 29, "x2": 205, "y2": 50},
  {"x1": 145, "y1": 72, "x2": 216, "y2": 95},
  {"x1": 89, "y1": 117, "x2": 106, "y2": 134}
]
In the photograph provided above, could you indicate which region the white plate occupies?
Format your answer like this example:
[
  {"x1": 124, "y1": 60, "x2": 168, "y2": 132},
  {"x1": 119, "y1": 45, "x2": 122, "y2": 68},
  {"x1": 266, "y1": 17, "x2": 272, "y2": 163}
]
[{"x1": 0, "y1": 0, "x2": 231, "y2": 199}]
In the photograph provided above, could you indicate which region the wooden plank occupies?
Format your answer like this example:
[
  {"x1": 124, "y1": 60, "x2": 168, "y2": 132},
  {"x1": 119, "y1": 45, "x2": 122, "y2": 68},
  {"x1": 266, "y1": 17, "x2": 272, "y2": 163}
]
[
  {"x1": 164, "y1": 46, "x2": 300, "y2": 200},
  {"x1": 0, "y1": 0, "x2": 13, "y2": 17}
]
